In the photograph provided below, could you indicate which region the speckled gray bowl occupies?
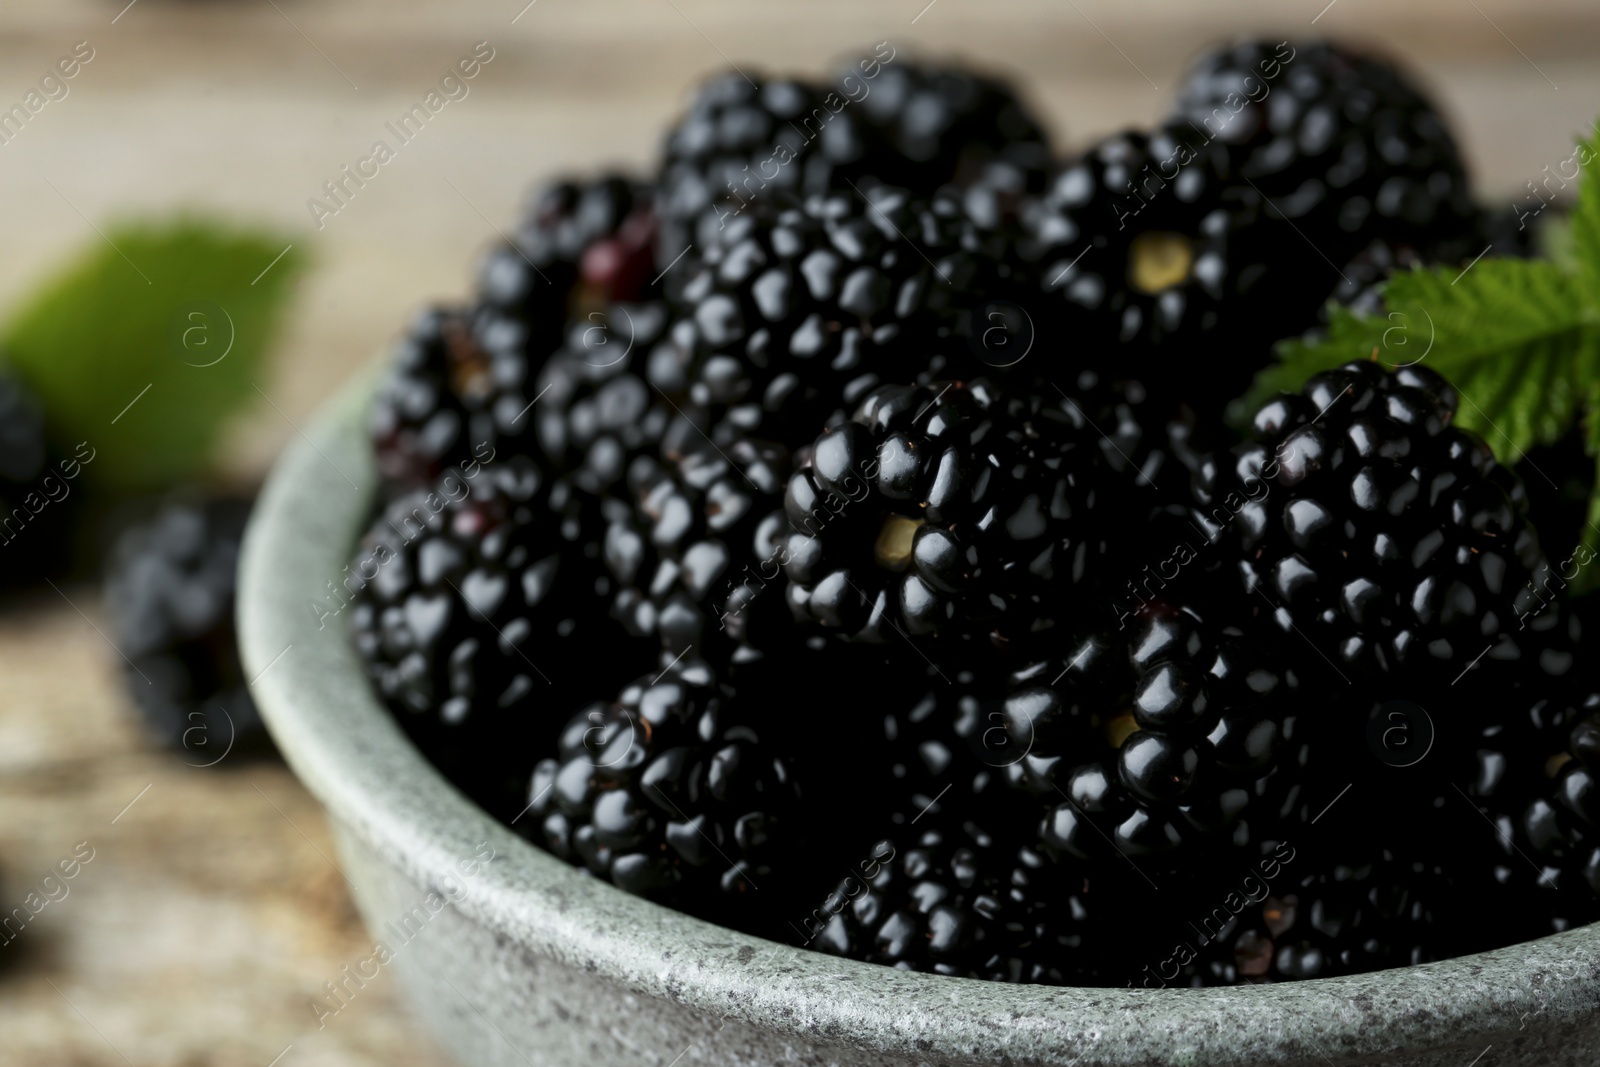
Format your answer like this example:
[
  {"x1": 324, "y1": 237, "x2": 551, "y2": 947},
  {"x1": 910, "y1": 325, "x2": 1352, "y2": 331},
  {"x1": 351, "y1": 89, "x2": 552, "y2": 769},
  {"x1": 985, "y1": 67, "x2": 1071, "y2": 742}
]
[{"x1": 239, "y1": 379, "x2": 1600, "y2": 1067}]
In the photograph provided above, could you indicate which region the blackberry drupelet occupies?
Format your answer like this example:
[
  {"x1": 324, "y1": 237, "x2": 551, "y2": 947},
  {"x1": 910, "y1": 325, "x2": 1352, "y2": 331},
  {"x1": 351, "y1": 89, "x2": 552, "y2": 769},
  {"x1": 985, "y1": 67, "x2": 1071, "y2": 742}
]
[
  {"x1": 347, "y1": 456, "x2": 652, "y2": 815},
  {"x1": 1017, "y1": 127, "x2": 1324, "y2": 408},
  {"x1": 1195, "y1": 360, "x2": 1554, "y2": 688},
  {"x1": 780, "y1": 375, "x2": 1161, "y2": 655},
  {"x1": 1171, "y1": 40, "x2": 1474, "y2": 258},
  {"x1": 103, "y1": 494, "x2": 265, "y2": 761},
  {"x1": 523, "y1": 657, "x2": 799, "y2": 919}
]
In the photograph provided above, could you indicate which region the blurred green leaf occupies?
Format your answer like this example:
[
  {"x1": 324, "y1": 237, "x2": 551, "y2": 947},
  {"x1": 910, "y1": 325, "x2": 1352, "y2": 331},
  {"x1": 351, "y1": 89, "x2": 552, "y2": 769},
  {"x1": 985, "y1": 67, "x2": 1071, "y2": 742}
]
[
  {"x1": 2, "y1": 218, "x2": 306, "y2": 491},
  {"x1": 1571, "y1": 124, "x2": 1600, "y2": 299}
]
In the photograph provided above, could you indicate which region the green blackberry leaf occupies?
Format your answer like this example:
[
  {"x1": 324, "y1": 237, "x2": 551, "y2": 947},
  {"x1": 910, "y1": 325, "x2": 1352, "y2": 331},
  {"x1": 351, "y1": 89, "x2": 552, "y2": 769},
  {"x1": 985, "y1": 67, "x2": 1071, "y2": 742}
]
[
  {"x1": 1241, "y1": 258, "x2": 1600, "y2": 464},
  {"x1": 1, "y1": 218, "x2": 305, "y2": 491}
]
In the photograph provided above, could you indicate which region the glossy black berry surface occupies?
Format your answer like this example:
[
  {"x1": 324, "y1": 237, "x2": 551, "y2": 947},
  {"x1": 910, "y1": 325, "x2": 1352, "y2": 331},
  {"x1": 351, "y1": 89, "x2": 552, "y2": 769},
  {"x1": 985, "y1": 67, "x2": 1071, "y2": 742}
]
[
  {"x1": 523, "y1": 658, "x2": 800, "y2": 924},
  {"x1": 1196, "y1": 360, "x2": 1550, "y2": 687}
]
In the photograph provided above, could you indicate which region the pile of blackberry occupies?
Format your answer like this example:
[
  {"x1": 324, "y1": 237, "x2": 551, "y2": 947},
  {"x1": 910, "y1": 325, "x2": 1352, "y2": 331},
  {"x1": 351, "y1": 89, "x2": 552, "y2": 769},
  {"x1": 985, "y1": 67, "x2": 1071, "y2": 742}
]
[{"x1": 350, "y1": 42, "x2": 1598, "y2": 985}]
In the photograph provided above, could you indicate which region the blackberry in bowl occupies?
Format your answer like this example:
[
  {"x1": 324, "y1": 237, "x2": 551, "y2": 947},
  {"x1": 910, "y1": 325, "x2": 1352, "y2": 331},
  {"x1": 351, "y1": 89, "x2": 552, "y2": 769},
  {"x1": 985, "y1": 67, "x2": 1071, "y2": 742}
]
[{"x1": 239, "y1": 373, "x2": 1600, "y2": 1067}]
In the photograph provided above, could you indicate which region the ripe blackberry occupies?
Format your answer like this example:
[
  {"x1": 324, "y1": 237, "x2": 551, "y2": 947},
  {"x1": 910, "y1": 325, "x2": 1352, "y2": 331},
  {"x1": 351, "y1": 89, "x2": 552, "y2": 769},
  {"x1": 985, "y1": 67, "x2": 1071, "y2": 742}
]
[
  {"x1": 1181, "y1": 848, "x2": 1442, "y2": 985},
  {"x1": 523, "y1": 657, "x2": 799, "y2": 920},
  {"x1": 1014, "y1": 604, "x2": 1308, "y2": 861},
  {"x1": 656, "y1": 184, "x2": 1007, "y2": 453},
  {"x1": 806, "y1": 802, "x2": 1098, "y2": 983},
  {"x1": 0, "y1": 366, "x2": 79, "y2": 584},
  {"x1": 1195, "y1": 360, "x2": 1555, "y2": 688},
  {"x1": 373, "y1": 176, "x2": 656, "y2": 489},
  {"x1": 1017, "y1": 127, "x2": 1324, "y2": 408},
  {"x1": 533, "y1": 303, "x2": 677, "y2": 499},
  {"x1": 847, "y1": 59, "x2": 1051, "y2": 193},
  {"x1": 103, "y1": 494, "x2": 265, "y2": 762},
  {"x1": 1170, "y1": 40, "x2": 1474, "y2": 258},
  {"x1": 604, "y1": 434, "x2": 792, "y2": 664},
  {"x1": 477, "y1": 175, "x2": 657, "y2": 341},
  {"x1": 658, "y1": 60, "x2": 1051, "y2": 256},
  {"x1": 347, "y1": 456, "x2": 653, "y2": 815},
  {"x1": 1323, "y1": 235, "x2": 1479, "y2": 317},
  {"x1": 373, "y1": 300, "x2": 672, "y2": 490},
  {"x1": 660, "y1": 73, "x2": 843, "y2": 255},
  {"x1": 780, "y1": 376, "x2": 1162, "y2": 655},
  {"x1": 1506, "y1": 694, "x2": 1600, "y2": 907}
]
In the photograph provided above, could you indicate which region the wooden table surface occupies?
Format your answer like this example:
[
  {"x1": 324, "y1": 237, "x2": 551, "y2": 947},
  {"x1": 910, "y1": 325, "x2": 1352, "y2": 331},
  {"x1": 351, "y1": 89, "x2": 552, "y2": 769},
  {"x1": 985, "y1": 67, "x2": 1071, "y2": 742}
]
[{"x1": 1, "y1": 1, "x2": 1597, "y2": 1064}]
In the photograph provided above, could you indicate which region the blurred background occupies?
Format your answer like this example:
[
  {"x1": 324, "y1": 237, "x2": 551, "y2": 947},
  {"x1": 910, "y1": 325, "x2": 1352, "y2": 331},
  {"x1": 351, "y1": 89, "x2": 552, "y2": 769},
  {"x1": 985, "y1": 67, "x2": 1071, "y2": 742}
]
[{"x1": 0, "y1": 0, "x2": 1596, "y2": 1063}]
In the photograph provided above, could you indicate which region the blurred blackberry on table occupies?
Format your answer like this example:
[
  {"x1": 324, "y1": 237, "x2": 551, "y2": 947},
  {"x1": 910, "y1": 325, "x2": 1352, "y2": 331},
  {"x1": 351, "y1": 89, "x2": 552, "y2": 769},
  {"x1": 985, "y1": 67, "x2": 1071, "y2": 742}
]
[
  {"x1": 523, "y1": 657, "x2": 802, "y2": 928},
  {"x1": 347, "y1": 456, "x2": 653, "y2": 817},
  {"x1": 104, "y1": 494, "x2": 265, "y2": 762},
  {"x1": 1170, "y1": 40, "x2": 1474, "y2": 260},
  {"x1": 0, "y1": 366, "x2": 80, "y2": 586}
]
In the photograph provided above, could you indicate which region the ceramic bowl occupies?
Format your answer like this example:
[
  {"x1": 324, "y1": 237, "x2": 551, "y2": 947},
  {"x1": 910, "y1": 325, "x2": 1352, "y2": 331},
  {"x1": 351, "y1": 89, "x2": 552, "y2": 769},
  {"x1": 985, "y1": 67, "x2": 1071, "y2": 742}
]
[{"x1": 238, "y1": 380, "x2": 1600, "y2": 1066}]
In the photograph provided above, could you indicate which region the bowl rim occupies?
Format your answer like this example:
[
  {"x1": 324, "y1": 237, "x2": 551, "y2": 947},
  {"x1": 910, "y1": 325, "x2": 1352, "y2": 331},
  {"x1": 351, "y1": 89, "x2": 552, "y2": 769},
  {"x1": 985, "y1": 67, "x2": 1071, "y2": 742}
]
[{"x1": 238, "y1": 375, "x2": 1600, "y2": 1066}]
